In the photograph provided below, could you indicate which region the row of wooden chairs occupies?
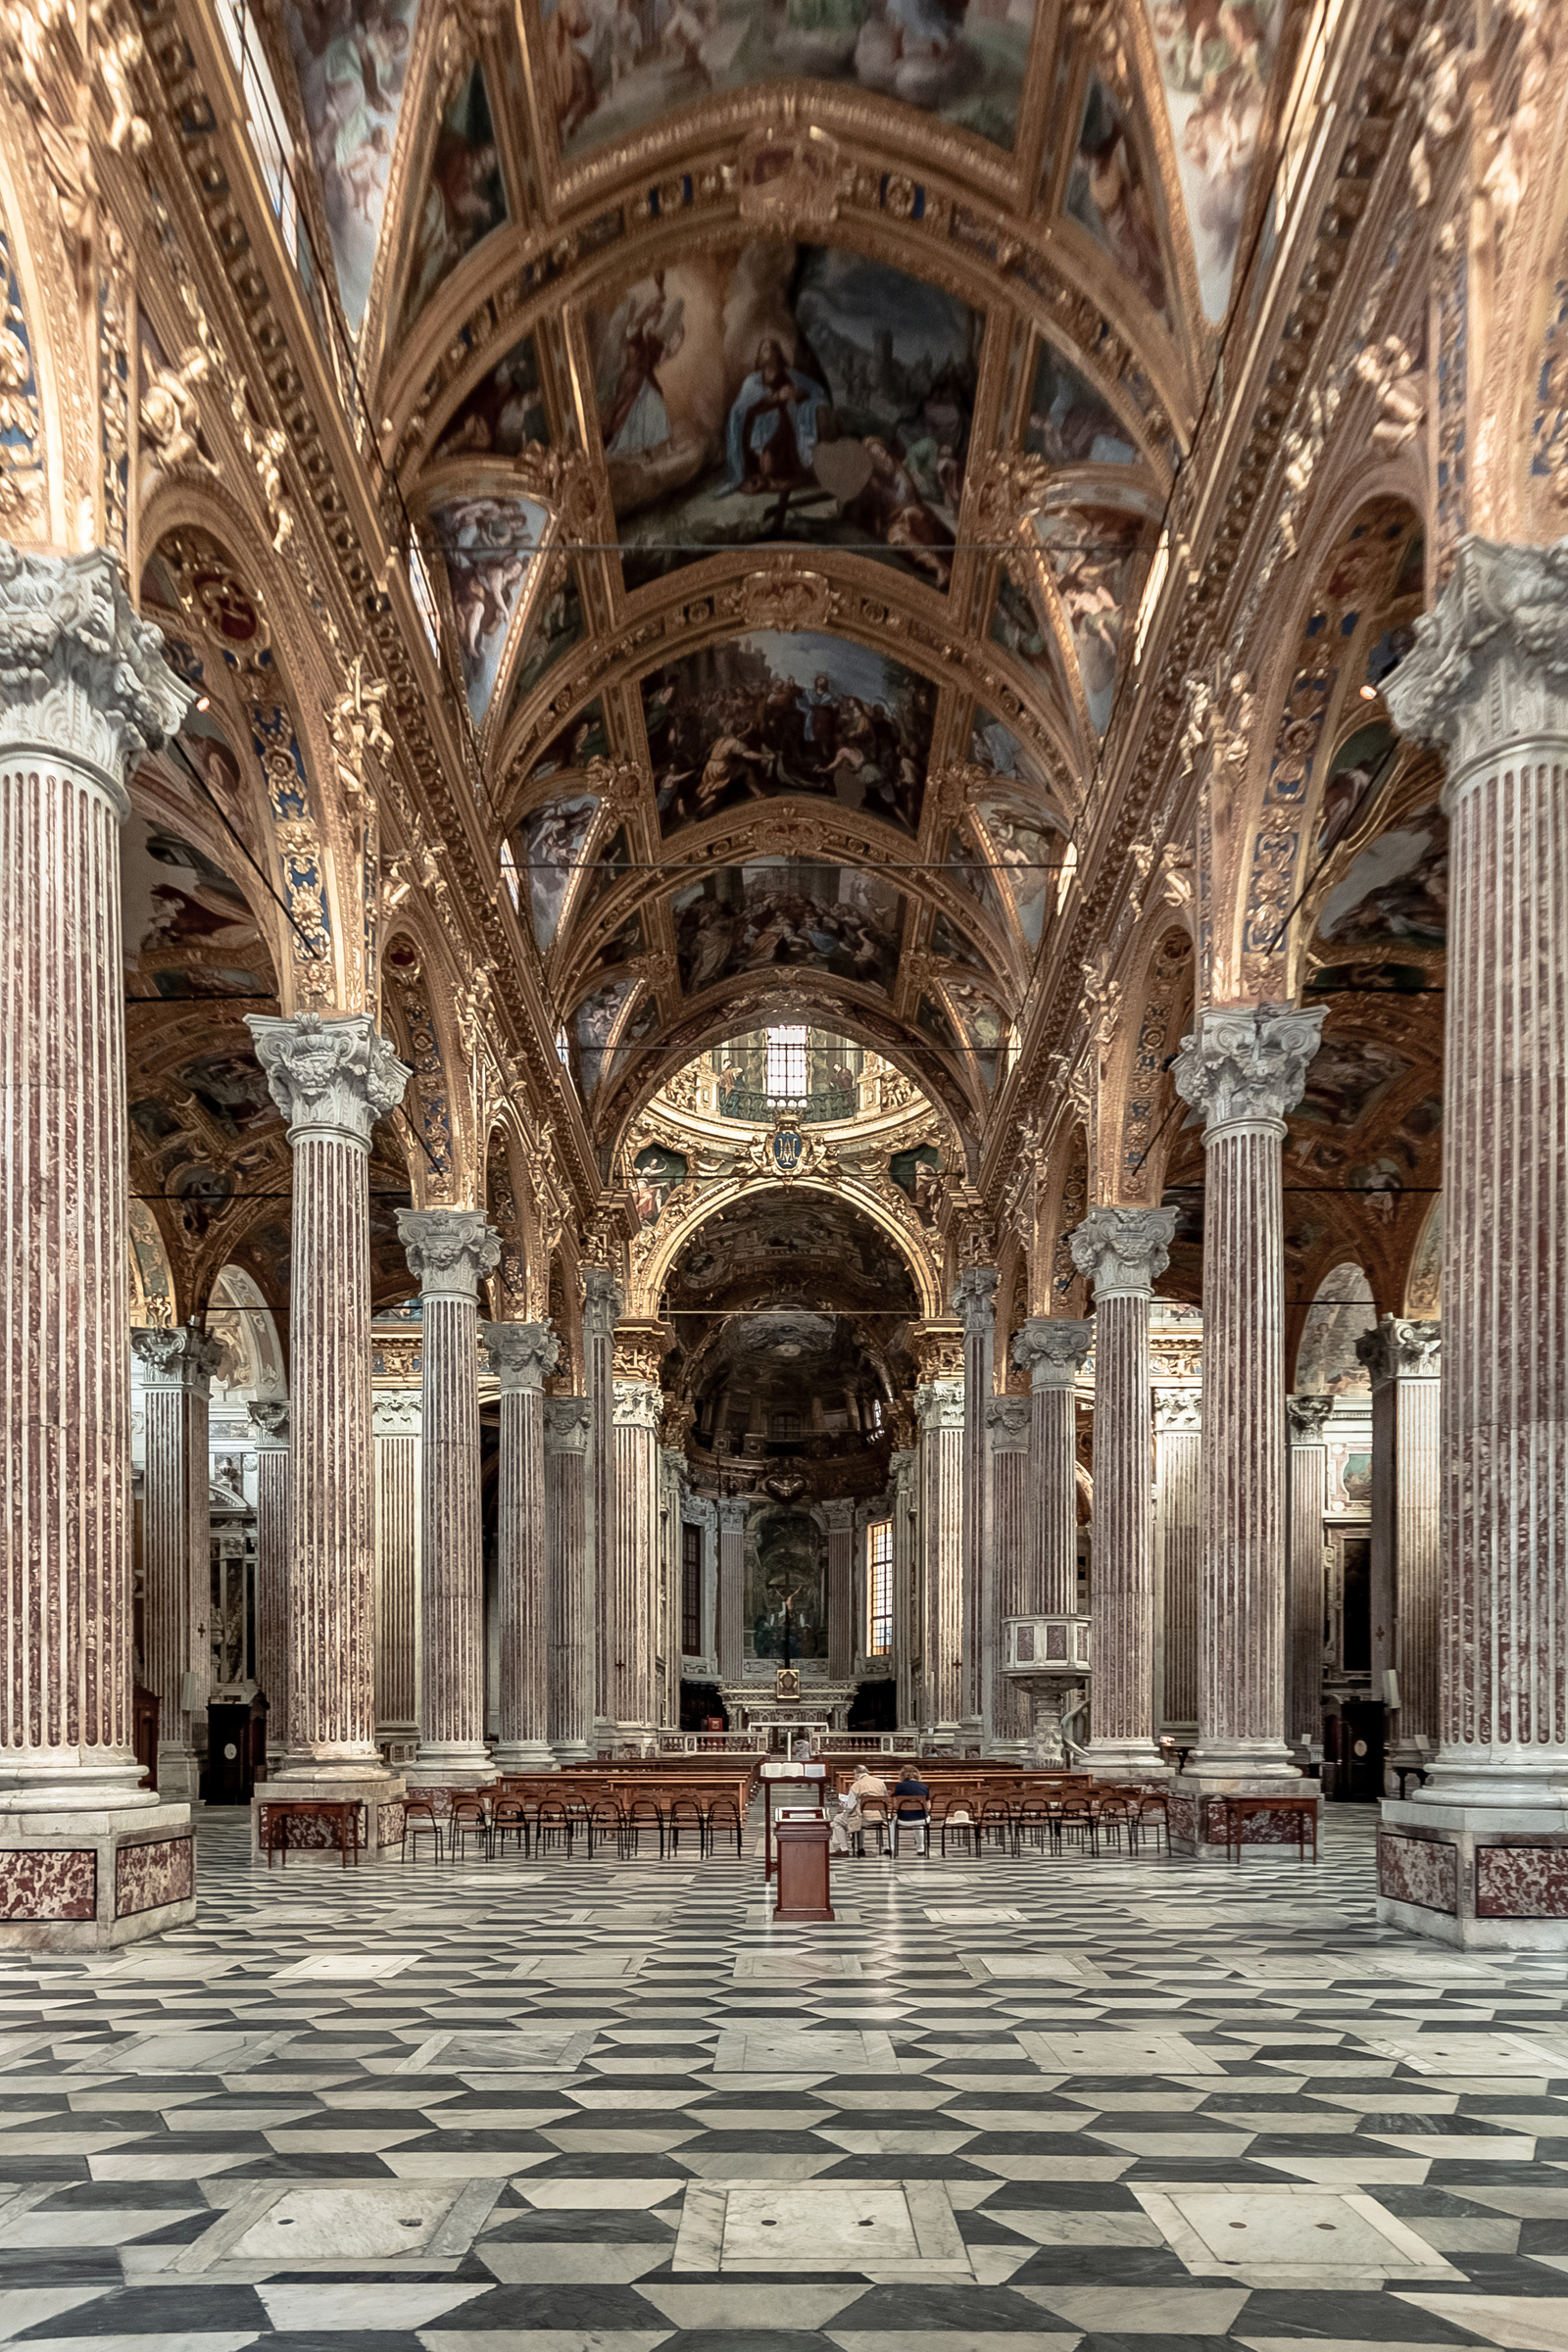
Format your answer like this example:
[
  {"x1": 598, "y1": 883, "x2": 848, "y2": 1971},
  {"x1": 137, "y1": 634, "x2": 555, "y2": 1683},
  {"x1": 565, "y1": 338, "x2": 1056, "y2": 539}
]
[
  {"x1": 931, "y1": 1786, "x2": 1169, "y2": 1860},
  {"x1": 399, "y1": 1782, "x2": 748, "y2": 1864}
]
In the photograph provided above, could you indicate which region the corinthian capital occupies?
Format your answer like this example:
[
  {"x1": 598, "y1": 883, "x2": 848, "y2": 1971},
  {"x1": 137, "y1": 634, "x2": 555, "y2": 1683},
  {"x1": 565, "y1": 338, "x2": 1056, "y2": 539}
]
[
  {"x1": 1172, "y1": 1004, "x2": 1325, "y2": 1140},
  {"x1": 248, "y1": 1398, "x2": 290, "y2": 1446},
  {"x1": 130, "y1": 1323, "x2": 225, "y2": 1393},
  {"x1": 543, "y1": 1396, "x2": 591, "y2": 1452},
  {"x1": 952, "y1": 1264, "x2": 999, "y2": 1335},
  {"x1": 1012, "y1": 1317, "x2": 1093, "y2": 1390},
  {"x1": 247, "y1": 1012, "x2": 409, "y2": 1149},
  {"x1": 1383, "y1": 533, "x2": 1568, "y2": 781},
  {"x1": 1355, "y1": 1314, "x2": 1442, "y2": 1388},
  {"x1": 582, "y1": 1266, "x2": 624, "y2": 1339},
  {"x1": 986, "y1": 1395, "x2": 1032, "y2": 1451},
  {"x1": 1069, "y1": 1205, "x2": 1176, "y2": 1298},
  {"x1": 0, "y1": 543, "x2": 190, "y2": 806},
  {"x1": 483, "y1": 1318, "x2": 561, "y2": 1393},
  {"x1": 1286, "y1": 1394, "x2": 1334, "y2": 1442},
  {"x1": 398, "y1": 1208, "x2": 502, "y2": 1300}
]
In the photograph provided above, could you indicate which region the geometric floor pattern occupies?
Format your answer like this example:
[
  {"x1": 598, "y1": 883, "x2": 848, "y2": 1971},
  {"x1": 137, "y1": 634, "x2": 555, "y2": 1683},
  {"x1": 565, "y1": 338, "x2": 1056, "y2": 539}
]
[{"x1": 9, "y1": 1806, "x2": 1568, "y2": 2351}]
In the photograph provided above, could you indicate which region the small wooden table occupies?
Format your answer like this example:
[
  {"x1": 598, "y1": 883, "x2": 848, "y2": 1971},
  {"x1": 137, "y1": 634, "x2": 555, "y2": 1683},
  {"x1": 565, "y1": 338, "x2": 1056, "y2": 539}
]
[
  {"x1": 265, "y1": 1798, "x2": 364, "y2": 1868},
  {"x1": 1211, "y1": 1792, "x2": 1318, "y2": 1864}
]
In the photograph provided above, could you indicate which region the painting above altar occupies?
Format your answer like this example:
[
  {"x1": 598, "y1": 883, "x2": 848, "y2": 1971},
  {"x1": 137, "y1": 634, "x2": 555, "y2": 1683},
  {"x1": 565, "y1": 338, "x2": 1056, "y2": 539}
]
[{"x1": 745, "y1": 1504, "x2": 827, "y2": 1660}]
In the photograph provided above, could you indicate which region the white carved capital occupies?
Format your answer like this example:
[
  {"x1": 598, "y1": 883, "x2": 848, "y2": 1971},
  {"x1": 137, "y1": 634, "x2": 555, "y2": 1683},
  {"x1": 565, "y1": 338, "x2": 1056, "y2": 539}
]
[
  {"x1": 1012, "y1": 1316, "x2": 1093, "y2": 1391},
  {"x1": 1152, "y1": 1386, "x2": 1201, "y2": 1434},
  {"x1": 483, "y1": 1317, "x2": 560, "y2": 1392},
  {"x1": 1354, "y1": 1313, "x2": 1442, "y2": 1389},
  {"x1": 821, "y1": 1496, "x2": 857, "y2": 1532},
  {"x1": 718, "y1": 1495, "x2": 752, "y2": 1531},
  {"x1": 914, "y1": 1375, "x2": 965, "y2": 1430},
  {"x1": 612, "y1": 1377, "x2": 662, "y2": 1431},
  {"x1": 1069, "y1": 1204, "x2": 1177, "y2": 1298},
  {"x1": 248, "y1": 1398, "x2": 290, "y2": 1446},
  {"x1": 687, "y1": 1495, "x2": 716, "y2": 1530},
  {"x1": 399, "y1": 1207, "x2": 501, "y2": 1301},
  {"x1": 1172, "y1": 1004, "x2": 1326, "y2": 1141},
  {"x1": 543, "y1": 1395, "x2": 591, "y2": 1452},
  {"x1": 372, "y1": 1391, "x2": 421, "y2": 1438},
  {"x1": 0, "y1": 543, "x2": 191, "y2": 811},
  {"x1": 130, "y1": 1323, "x2": 225, "y2": 1394},
  {"x1": 1286, "y1": 1393, "x2": 1334, "y2": 1443},
  {"x1": 986, "y1": 1395, "x2": 1032, "y2": 1451},
  {"x1": 952, "y1": 1264, "x2": 999, "y2": 1336},
  {"x1": 248, "y1": 1012, "x2": 410, "y2": 1151},
  {"x1": 582, "y1": 1266, "x2": 625, "y2": 1339},
  {"x1": 1383, "y1": 533, "x2": 1568, "y2": 788}
]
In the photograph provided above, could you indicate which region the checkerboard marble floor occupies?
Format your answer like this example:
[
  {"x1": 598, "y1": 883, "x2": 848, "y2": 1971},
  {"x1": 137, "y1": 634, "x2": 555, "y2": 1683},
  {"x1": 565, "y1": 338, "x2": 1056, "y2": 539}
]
[{"x1": 9, "y1": 1806, "x2": 1568, "y2": 2352}]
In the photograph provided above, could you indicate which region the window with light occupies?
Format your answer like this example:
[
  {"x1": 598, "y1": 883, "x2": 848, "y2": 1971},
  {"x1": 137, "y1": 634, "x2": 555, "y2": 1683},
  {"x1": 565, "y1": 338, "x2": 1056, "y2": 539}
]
[
  {"x1": 764, "y1": 1025, "x2": 808, "y2": 1100},
  {"x1": 867, "y1": 1518, "x2": 893, "y2": 1655}
]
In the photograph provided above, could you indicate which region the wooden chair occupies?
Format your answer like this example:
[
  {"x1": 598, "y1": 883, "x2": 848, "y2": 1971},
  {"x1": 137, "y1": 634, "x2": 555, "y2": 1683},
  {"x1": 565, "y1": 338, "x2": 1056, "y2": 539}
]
[
  {"x1": 447, "y1": 1791, "x2": 491, "y2": 1861},
  {"x1": 939, "y1": 1803, "x2": 977, "y2": 1859},
  {"x1": 582, "y1": 1792, "x2": 624, "y2": 1859},
  {"x1": 667, "y1": 1790, "x2": 708, "y2": 1858},
  {"x1": 490, "y1": 1794, "x2": 531, "y2": 1858},
  {"x1": 531, "y1": 1795, "x2": 574, "y2": 1858},
  {"x1": 705, "y1": 1792, "x2": 745, "y2": 1859},
  {"x1": 621, "y1": 1789, "x2": 665, "y2": 1859},
  {"x1": 401, "y1": 1795, "x2": 443, "y2": 1864}
]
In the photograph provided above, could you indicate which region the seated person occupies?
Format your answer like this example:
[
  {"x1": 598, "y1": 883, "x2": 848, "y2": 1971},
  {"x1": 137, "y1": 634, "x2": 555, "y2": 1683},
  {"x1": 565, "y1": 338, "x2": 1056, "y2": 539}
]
[
  {"x1": 891, "y1": 1765, "x2": 931, "y2": 1854},
  {"x1": 846, "y1": 1762, "x2": 889, "y2": 1855}
]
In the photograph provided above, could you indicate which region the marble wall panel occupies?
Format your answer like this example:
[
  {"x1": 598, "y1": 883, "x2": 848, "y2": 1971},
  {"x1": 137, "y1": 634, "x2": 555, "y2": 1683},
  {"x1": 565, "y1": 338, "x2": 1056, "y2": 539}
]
[
  {"x1": 115, "y1": 1837, "x2": 194, "y2": 1917},
  {"x1": 1378, "y1": 1829, "x2": 1458, "y2": 1912},
  {"x1": 1477, "y1": 1843, "x2": 1568, "y2": 1917},
  {"x1": 0, "y1": 1849, "x2": 96, "y2": 1920}
]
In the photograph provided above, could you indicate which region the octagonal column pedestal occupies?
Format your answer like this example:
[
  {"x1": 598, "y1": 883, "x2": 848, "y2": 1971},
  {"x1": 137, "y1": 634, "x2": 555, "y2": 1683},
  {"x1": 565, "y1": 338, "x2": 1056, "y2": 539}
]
[
  {"x1": 245, "y1": 1011, "x2": 411, "y2": 1862},
  {"x1": 1168, "y1": 1004, "x2": 1325, "y2": 1857},
  {"x1": 485, "y1": 1322, "x2": 560, "y2": 1771},
  {"x1": 0, "y1": 547, "x2": 197, "y2": 1947},
  {"x1": 914, "y1": 1374, "x2": 964, "y2": 1748},
  {"x1": 1070, "y1": 1210, "x2": 1177, "y2": 1782},
  {"x1": 399, "y1": 1211, "x2": 501, "y2": 1791},
  {"x1": 1003, "y1": 1618, "x2": 1092, "y2": 1767},
  {"x1": 1375, "y1": 539, "x2": 1568, "y2": 1946},
  {"x1": 131, "y1": 1325, "x2": 225, "y2": 1801},
  {"x1": 986, "y1": 1397, "x2": 1033, "y2": 1757},
  {"x1": 544, "y1": 1398, "x2": 591, "y2": 1764}
]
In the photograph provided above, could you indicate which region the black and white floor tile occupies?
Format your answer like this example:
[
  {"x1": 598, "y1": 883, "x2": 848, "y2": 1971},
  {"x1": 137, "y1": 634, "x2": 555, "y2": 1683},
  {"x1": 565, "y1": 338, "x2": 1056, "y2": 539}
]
[{"x1": 6, "y1": 1807, "x2": 1568, "y2": 2352}]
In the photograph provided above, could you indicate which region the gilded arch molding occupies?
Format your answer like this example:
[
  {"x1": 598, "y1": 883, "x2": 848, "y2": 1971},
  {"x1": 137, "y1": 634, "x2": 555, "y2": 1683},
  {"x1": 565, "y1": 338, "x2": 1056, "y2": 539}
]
[{"x1": 626, "y1": 1166, "x2": 943, "y2": 1322}]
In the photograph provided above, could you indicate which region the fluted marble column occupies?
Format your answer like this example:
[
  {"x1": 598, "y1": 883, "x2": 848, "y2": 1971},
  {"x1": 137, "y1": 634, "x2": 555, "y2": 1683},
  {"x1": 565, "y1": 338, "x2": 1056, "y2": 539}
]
[
  {"x1": 582, "y1": 1270, "x2": 622, "y2": 1742},
  {"x1": 398, "y1": 1209, "x2": 500, "y2": 1788},
  {"x1": 825, "y1": 1498, "x2": 856, "y2": 1679},
  {"x1": 915, "y1": 1375, "x2": 965, "y2": 1741},
  {"x1": 1154, "y1": 1384, "x2": 1202, "y2": 1735},
  {"x1": 1172, "y1": 1005, "x2": 1324, "y2": 1798},
  {"x1": 1070, "y1": 1209, "x2": 1176, "y2": 1777},
  {"x1": 249, "y1": 1401, "x2": 291, "y2": 1762},
  {"x1": 954, "y1": 1268, "x2": 998, "y2": 1742},
  {"x1": 892, "y1": 1446, "x2": 917, "y2": 1732},
  {"x1": 486, "y1": 1321, "x2": 560, "y2": 1771},
  {"x1": 544, "y1": 1396, "x2": 591, "y2": 1762},
  {"x1": 1378, "y1": 540, "x2": 1568, "y2": 1940},
  {"x1": 1357, "y1": 1317, "x2": 1443, "y2": 1785},
  {"x1": 248, "y1": 1012, "x2": 410, "y2": 1838},
  {"x1": 716, "y1": 1495, "x2": 749, "y2": 1688},
  {"x1": 132, "y1": 1326, "x2": 224, "y2": 1799},
  {"x1": 610, "y1": 1375, "x2": 662, "y2": 1742},
  {"x1": 371, "y1": 1392, "x2": 419, "y2": 1762},
  {"x1": 0, "y1": 547, "x2": 196, "y2": 1944},
  {"x1": 1286, "y1": 1396, "x2": 1331, "y2": 1763},
  {"x1": 987, "y1": 1396, "x2": 1032, "y2": 1756},
  {"x1": 1013, "y1": 1320, "x2": 1093, "y2": 1616}
]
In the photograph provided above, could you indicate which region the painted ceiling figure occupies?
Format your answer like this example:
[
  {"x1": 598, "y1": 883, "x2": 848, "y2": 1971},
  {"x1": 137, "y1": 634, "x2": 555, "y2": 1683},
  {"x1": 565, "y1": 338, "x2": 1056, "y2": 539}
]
[{"x1": 718, "y1": 338, "x2": 828, "y2": 497}]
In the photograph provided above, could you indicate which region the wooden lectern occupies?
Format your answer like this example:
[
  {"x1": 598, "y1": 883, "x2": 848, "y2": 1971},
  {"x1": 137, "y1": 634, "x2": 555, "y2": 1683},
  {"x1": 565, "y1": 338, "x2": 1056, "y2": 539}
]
[{"x1": 773, "y1": 1811, "x2": 834, "y2": 1923}]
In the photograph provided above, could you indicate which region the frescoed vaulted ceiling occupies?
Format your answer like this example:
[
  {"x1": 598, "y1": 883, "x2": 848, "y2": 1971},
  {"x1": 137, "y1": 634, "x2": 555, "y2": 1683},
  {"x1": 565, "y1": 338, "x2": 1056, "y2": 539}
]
[{"x1": 264, "y1": 0, "x2": 1300, "y2": 1162}]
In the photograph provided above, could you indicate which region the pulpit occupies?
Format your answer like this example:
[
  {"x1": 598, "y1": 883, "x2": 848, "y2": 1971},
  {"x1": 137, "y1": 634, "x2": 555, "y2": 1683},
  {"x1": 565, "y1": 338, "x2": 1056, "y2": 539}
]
[{"x1": 774, "y1": 1810, "x2": 834, "y2": 1923}]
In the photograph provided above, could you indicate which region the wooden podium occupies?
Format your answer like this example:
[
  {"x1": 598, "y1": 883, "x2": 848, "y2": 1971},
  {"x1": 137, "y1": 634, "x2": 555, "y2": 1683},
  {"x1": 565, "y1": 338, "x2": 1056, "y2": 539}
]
[{"x1": 773, "y1": 1811, "x2": 834, "y2": 1923}]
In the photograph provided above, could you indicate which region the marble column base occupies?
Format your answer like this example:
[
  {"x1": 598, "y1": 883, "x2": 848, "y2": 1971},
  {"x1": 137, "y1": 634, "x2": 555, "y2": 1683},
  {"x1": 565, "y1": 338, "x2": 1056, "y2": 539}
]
[
  {"x1": 156, "y1": 1744, "x2": 202, "y2": 1803},
  {"x1": 249, "y1": 1769, "x2": 408, "y2": 1864},
  {"x1": 493, "y1": 1740, "x2": 557, "y2": 1773},
  {"x1": 1083, "y1": 1740, "x2": 1169, "y2": 1782},
  {"x1": 987, "y1": 1737, "x2": 1030, "y2": 1762},
  {"x1": 1378, "y1": 1795, "x2": 1568, "y2": 1947},
  {"x1": 0, "y1": 1801, "x2": 196, "y2": 1949},
  {"x1": 405, "y1": 1746, "x2": 495, "y2": 1792},
  {"x1": 1169, "y1": 1770, "x2": 1317, "y2": 1861},
  {"x1": 375, "y1": 1721, "x2": 420, "y2": 1768},
  {"x1": 552, "y1": 1738, "x2": 593, "y2": 1766}
]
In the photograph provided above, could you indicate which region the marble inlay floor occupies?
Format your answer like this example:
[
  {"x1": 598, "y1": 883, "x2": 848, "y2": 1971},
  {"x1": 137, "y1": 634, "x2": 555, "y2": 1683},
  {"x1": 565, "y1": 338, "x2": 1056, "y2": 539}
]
[{"x1": 9, "y1": 1806, "x2": 1568, "y2": 2351}]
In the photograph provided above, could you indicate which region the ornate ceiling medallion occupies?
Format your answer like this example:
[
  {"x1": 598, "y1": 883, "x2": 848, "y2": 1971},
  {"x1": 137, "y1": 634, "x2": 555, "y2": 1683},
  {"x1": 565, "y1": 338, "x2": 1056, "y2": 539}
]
[{"x1": 745, "y1": 1111, "x2": 838, "y2": 1184}]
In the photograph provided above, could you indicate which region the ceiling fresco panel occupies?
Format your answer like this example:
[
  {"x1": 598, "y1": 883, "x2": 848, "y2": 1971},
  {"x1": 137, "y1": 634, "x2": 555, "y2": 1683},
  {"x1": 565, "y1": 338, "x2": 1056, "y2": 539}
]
[
  {"x1": 434, "y1": 332, "x2": 552, "y2": 459},
  {"x1": 1144, "y1": 0, "x2": 1284, "y2": 321},
  {"x1": 284, "y1": 0, "x2": 422, "y2": 330},
  {"x1": 670, "y1": 858, "x2": 906, "y2": 996},
  {"x1": 399, "y1": 60, "x2": 509, "y2": 334},
  {"x1": 431, "y1": 492, "x2": 548, "y2": 724},
  {"x1": 1066, "y1": 77, "x2": 1169, "y2": 321},
  {"x1": 589, "y1": 242, "x2": 981, "y2": 595},
  {"x1": 641, "y1": 627, "x2": 936, "y2": 836},
  {"x1": 1023, "y1": 339, "x2": 1141, "y2": 466},
  {"x1": 535, "y1": 0, "x2": 1040, "y2": 166},
  {"x1": 1033, "y1": 488, "x2": 1156, "y2": 735},
  {"x1": 969, "y1": 786, "x2": 1058, "y2": 949},
  {"x1": 513, "y1": 790, "x2": 600, "y2": 951}
]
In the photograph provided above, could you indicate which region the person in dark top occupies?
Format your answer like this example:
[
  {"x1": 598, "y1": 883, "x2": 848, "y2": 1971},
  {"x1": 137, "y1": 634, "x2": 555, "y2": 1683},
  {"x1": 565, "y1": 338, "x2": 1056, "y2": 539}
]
[{"x1": 892, "y1": 1766, "x2": 931, "y2": 1856}]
